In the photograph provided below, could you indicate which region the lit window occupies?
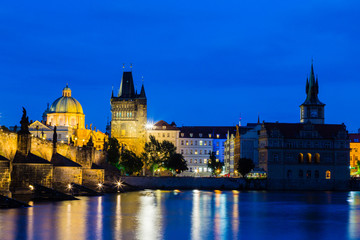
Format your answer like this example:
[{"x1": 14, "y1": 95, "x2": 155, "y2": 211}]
[
  {"x1": 163, "y1": 133, "x2": 165, "y2": 137},
  {"x1": 204, "y1": 159, "x2": 207, "y2": 164},
  {"x1": 195, "y1": 159, "x2": 197, "y2": 163},
  {"x1": 326, "y1": 170, "x2": 331, "y2": 179},
  {"x1": 199, "y1": 141, "x2": 203, "y2": 146},
  {"x1": 181, "y1": 133, "x2": 184, "y2": 137},
  {"x1": 199, "y1": 167, "x2": 202, "y2": 172},
  {"x1": 315, "y1": 153, "x2": 320, "y2": 163},
  {"x1": 191, "y1": 141, "x2": 193, "y2": 146},
  {"x1": 209, "y1": 134, "x2": 212, "y2": 138},
  {"x1": 204, "y1": 141, "x2": 207, "y2": 146},
  {"x1": 195, "y1": 150, "x2": 198, "y2": 155},
  {"x1": 216, "y1": 159, "x2": 219, "y2": 162},
  {"x1": 298, "y1": 153, "x2": 304, "y2": 163},
  {"x1": 216, "y1": 134, "x2": 219, "y2": 138},
  {"x1": 186, "y1": 141, "x2": 189, "y2": 146},
  {"x1": 190, "y1": 133, "x2": 193, "y2": 137},
  {"x1": 216, "y1": 150, "x2": 219, "y2": 155},
  {"x1": 306, "y1": 153, "x2": 312, "y2": 163}
]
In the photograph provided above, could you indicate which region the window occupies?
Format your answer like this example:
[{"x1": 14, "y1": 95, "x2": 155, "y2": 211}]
[
  {"x1": 306, "y1": 170, "x2": 311, "y2": 179},
  {"x1": 181, "y1": 140, "x2": 184, "y2": 145},
  {"x1": 186, "y1": 149, "x2": 188, "y2": 154},
  {"x1": 190, "y1": 150, "x2": 193, "y2": 154},
  {"x1": 163, "y1": 133, "x2": 165, "y2": 137},
  {"x1": 191, "y1": 141, "x2": 193, "y2": 146},
  {"x1": 195, "y1": 150, "x2": 198, "y2": 155},
  {"x1": 204, "y1": 141, "x2": 207, "y2": 146},
  {"x1": 315, "y1": 170, "x2": 319, "y2": 179},
  {"x1": 216, "y1": 142, "x2": 219, "y2": 147},
  {"x1": 181, "y1": 133, "x2": 184, "y2": 137},
  {"x1": 200, "y1": 150, "x2": 202, "y2": 154},
  {"x1": 195, "y1": 159, "x2": 197, "y2": 163},
  {"x1": 216, "y1": 150, "x2": 219, "y2": 155},
  {"x1": 59, "y1": 134, "x2": 62, "y2": 139},
  {"x1": 315, "y1": 153, "x2": 320, "y2": 163},
  {"x1": 190, "y1": 167, "x2": 193, "y2": 172},
  {"x1": 195, "y1": 141, "x2": 197, "y2": 145},
  {"x1": 299, "y1": 170, "x2": 303, "y2": 178},
  {"x1": 199, "y1": 133, "x2": 203, "y2": 137},
  {"x1": 216, "y1": 134, "x2": 220, "y2": 139},
  {"x1": 216, "y1": 159, "x2": 219, "y2": 162},
  {"x1": 298, "y1": 153, "x2": 304, "y2": 163},
  {"x1": 199, "y1": 159, "x2": 202, "y2": 164},
  {"x1": 199, "y1": 140, "x2": 203, "y2": 146},
  {"x1": 167, "y1": 133, "x2": 170, "y2": 137},
  {"x1": 204, "y1": 159, "x2": 207, "y2": 164},
  {"x1": 190, "y1": 133, "x2": 193, "y2": 137},
  {"x1": 199, "y1": 167, "x2": 202, "y2": 172},
  {"x1": 209, "y1": 134, "x2": 212, "y2": 138},
  {"x1": 190, "y1": 159, "x2": 193, "y2": 163},
  {"x1": 181, "y1": 150, "x2": 184, "y2": 154},
  {"x1": 306, "y1": 153, "x2": 312, "y2": 163},
  {"x1": 186, "y1": 141, "x2": 189, "y2": 146},
  {"x1": 287, "y1": 170, "x2": 292, "y2": 178},
  {"x1": 209, "y1": 142, "x2": 212, "y2": 146},
  {"x1": 273, "y1": 154, "x2": 279, "y2": 162},
  {"x1": 326, "y1": 170, "x2": 331, "y2": 179},
  {"x1": 204, "y1": 150, "x2": 207, "y2": 154}
]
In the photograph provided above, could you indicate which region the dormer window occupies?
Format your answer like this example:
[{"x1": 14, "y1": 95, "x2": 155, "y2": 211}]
[
  {"x1": 181, "y1": 133, "x2": 184, "y2": 137},
  {"x1": 216, "y1": 134, "x2": 220, "y2": 139},
  {"x1": 199, "y1": 133, "x2": 202, "y2": 137},
  {"x1": 190, "y1": 133, "x2": 193, "y2": 137},
  {"x1": 162, "y1": 126, "x2": 166, "y2": 130},
  {"x1": 209, "y1": 134, "x2": 212, "y2": 138}
]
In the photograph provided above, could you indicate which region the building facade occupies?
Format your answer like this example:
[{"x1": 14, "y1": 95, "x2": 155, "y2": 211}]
[
  {"x1": 146, "y1": 120, "x2": 179, "y2": 147},
  {"x1": 177, "y1": 126, "x2": 235, "y2": 176},
  {"x1": 258, "y1": 63, "x2": 350, "y2": 190},
  {"x1": 110, "y1": 71, "x2": 147, "y2": 155},
  {"x1": 349, "y1": 133, "x2": 360, "y2": 176}
]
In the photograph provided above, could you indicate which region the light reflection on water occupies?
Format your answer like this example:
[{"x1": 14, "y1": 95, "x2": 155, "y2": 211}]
[{"x1": 0, "y1": 191, "x2": 360, "y2": 239}]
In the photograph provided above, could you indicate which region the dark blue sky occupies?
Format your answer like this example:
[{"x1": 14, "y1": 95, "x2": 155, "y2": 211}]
[{"x1": 1, "y1": 0, "x2": 359, "y2": 132}]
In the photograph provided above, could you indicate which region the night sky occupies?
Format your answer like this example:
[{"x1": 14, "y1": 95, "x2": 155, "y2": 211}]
[{"x1": 1, "y1": 0, "x2": 359, "y2": 132}]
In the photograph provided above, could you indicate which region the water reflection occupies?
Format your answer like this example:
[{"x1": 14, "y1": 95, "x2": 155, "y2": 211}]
[{"x1": 1, "y1": 191, "x2": 360, "y2": 239}]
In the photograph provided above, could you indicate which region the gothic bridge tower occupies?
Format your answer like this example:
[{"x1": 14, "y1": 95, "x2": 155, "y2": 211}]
[
  {"x1": 300, "y1": 62, "x2": 325, "y2": 124},
  {"x1": 110, "y1": 69, "x2": 147, "y2": 155}
]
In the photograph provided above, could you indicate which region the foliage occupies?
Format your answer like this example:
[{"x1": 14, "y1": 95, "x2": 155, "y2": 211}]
[
  {"x1": 142, "y1": 136, "x2": 187, "y2": 175},
  {"x1": 237, "y1": 158, "x2": 255, "y2": 177},
  {"x1": 19, "y1": 107, "x2": 30, "y2": 134},
  {"x1": 165, "y1": 153, "x2": 188, "y2": 174},
  {"x1": 106, "y1": 137, "x2": 121, "y2": 166},
  {"x1": 119, "y1": 149, "x2": 143, "y2": 175},
  {"x1": 207, "y1": 151, "x2": 223, "y2": 176}
]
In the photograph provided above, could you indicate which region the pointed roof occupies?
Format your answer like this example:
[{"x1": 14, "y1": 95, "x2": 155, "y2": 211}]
[
  {"x1": 13, "y1": 152, "x2": 52, "y2": 164},
  {"x1": 51, "y1": 153, "x2": 82, "y2": 167},
  {"x1": 301, "y1": 62, "x2": 324, "y2": 106},
  {"x1": 0, "y1": 155, "x2": 9, "y2": 161},
  {"x1": 118, "y1": 71, "x2": 136, "y2": 98},
  {"x1": 139, "y1": 83, "x2": 146, "y2": 98}
]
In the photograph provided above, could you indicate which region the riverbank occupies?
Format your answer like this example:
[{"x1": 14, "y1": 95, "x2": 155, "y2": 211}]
[{"x1": 121, "y1": 176, "x2": 266, "y2": 190}]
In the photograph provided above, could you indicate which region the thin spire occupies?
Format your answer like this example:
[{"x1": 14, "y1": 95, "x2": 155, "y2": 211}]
[
  {"x1": 130, "y1": 63, "x2": 133, "y2": 71},
  {"x1": 111, "y1": 86, "x2": 114, "y2": 98},
  {"x1": 257, "y1": 114, "x2": 260, "y2": 124},
  {"x1": 122, "y1": 63, "x2": 125, "y2": 71}
]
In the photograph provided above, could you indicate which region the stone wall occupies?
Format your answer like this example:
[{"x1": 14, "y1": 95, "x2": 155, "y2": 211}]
[
  {"x1": 82, "y1": 169, "x2": 104, "y2": 188},
  {"x1": 0, "y1": 161, "x2": 11, "y2": 197},
  {"x1": 0, "y1": 130, "x2": 18, "y2": 160},
  {"x1": 121, "y1": 176, "x2": 266, "y2": 190},
  {"x1": 11, "y1": 164, "x2": 53, "y2": 193},
  {"x1": 53, "y1": 167, "x2": 82, "y2": 191}
]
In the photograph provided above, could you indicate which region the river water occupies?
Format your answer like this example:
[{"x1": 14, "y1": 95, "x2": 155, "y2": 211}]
[{"x1": 1, "y1": 190, "x2": 360, "y2": 240}]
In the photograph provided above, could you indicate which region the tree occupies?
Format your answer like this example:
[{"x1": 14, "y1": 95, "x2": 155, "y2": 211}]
[
  {"x1": 106, "y1": 137, "x2": 121, "y2": 166},
  {"x1": 119, "y1": 149, "x2": 143, "y2": 175},
  {"x1": 237, "y1": 158, "x2": 255, "y2": 177},
  {"x1": 207, "y1": 151, "x2": 223, "y2": 176},
  {"x1": 165, "y1": 153, "x2": 188, "y2": 174},
  {"x1": 142, "y1": 136, "x2": 187, "y2": 175}
]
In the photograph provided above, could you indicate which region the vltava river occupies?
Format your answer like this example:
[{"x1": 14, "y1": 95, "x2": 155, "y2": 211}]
[{"x1": 1, "y1": 190, "x2": 360, "y2": 240}]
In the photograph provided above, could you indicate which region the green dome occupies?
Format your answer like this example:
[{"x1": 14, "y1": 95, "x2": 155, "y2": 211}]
[{"x1": 49, "y1": 85, "x2": 84, "y2": 114}]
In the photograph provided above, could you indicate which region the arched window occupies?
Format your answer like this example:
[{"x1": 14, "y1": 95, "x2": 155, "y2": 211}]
[
  {"x1": 287, "y1": 170, "x2": 292, "y2": 178},
  {"x1": 315, "y1": 153, "x2": 320, "y2": 163},
  {"x1": 315, "y1": 170, "x2": 319, "y2": 179},
  {"x1": 299, "y1": 170, "x2": 303, "y2": 178},
  {"x1": 298, "y1": 153, "x2": 304, "y2": 163},
  {"x1": 306, "y1": 153, "x2": 312, "y2": 163},
  {"x1": 326, "y1": 170, "x2": 331, "y2": 179}
]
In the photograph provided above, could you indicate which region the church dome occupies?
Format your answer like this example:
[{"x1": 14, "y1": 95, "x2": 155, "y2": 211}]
[{"x1": 49, "y1": 85, "x2": 84, "y2": 114}]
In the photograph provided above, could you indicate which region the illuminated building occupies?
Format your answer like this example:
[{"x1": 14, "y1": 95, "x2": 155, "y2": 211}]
[
  {"x1": 258, "y1": 63, "x2": 350, "y2": 190},
  {"x1": 224, "y1": 123, "x2": 261, "y2": 176},
  {"x1": 349, "y1": 133, "x2": 360, "y2": 176},
  {"x1": 43, "y1": 84, "x2": 85, "y2": 128},
  {"x1": 110, "y1": 70, "x2": 147, "y2": 155},
  {"x1": 29, "y1": 85, "x2": 107, "y2": 150},
  {"x1": 146, "y1": 120, "x2": 179, "y2": 147},
  {"x1": 178, "y1": 126, "x2": 235, "y2": 176}
]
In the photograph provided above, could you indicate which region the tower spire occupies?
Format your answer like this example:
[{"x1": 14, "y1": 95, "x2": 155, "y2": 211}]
[{"x1": 139, "y1": 76, "x2": 146, "y2": 98}]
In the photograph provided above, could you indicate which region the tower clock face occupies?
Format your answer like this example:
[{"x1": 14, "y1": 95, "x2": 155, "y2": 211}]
[{"x1": 310, "y1": 109, "x2": 318, "y2": 117}]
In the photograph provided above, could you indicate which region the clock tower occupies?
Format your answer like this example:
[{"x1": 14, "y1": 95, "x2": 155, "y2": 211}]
[{"x1": 300, "y1": 62, "x2": 325, "y2": 124}]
